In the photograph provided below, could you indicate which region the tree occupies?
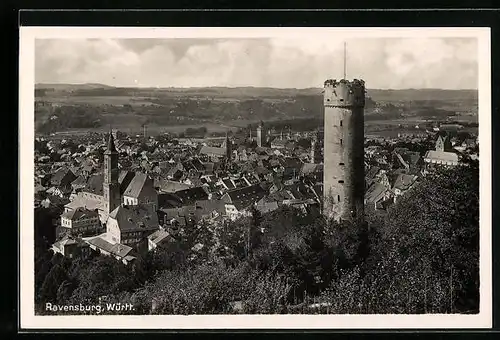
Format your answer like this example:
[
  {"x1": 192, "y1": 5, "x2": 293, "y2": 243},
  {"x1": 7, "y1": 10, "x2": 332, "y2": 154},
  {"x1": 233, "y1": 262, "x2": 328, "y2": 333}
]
[
  {"x1": 357, "y1": 162, "x2": 480, "y2": 313},
  {"x1": 68, "y1": 255, "x2": 137, "y2": 305},
  {"x1": 39, "y1": 260, "x2": 69, "y2": 306},
  {"x1": 134, "y1": 262, "x2": 291, "y2": 315}
]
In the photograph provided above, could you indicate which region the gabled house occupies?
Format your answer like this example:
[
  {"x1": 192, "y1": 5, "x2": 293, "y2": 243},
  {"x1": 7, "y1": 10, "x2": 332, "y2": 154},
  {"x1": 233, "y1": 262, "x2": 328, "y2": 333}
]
[
  {"x1": 60, "y1": 207, "x2": 102, "y2": 237},
  {"x1": 157, "y1": 206, "x2": 197, "y2": 229},
  {"x1": 106, "y1": 204, "x2": 159, "y2": 247},
  {"x1": 50, "y1": 167, "x2": 77, "y2": 193},
  {"x1": 365, "y1": 182, "x2": 394, "y2": 211},
  {"x1": 85, "y1": 236, "x2": 137, "y2": 265},
  {"x1": 194, "y1": 199, "x2": 226, "y2": 222},
  {"x1": 147, "y1": 229, "x2": 173, "y2": 251},
  {"x1": 51, "y1": 236, "x2": 92, "y2": 259},
  {"x1": 390, "y1": 173, "x2": 419, "y2": 202},
  {"x1": 221, "y1": 184, "x2": 267, "y2": 220},
  {"x1": 172, "y1": 187, "x2": 209, "y2": 205}
]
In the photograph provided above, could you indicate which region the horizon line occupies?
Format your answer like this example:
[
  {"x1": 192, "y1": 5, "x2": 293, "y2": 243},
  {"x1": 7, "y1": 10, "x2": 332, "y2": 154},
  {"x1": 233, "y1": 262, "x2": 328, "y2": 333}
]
[{"x1": 35, "y1": 82, "x2": 479, "y2": 92}]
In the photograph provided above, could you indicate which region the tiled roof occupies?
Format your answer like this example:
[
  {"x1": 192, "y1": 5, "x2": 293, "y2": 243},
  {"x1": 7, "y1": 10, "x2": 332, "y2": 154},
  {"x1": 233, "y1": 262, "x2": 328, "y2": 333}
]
[
  {"x1": 86, "y1": 236, "x2": 133, "y2": 258},
  {"x1": 200, "y1": 146, "x2": 226, "y2": 156},
  {"x1": 71, "y1": 175, "x2": 87, "y2": 187},
  {"x1": 148, "y1": 229, "x2": 171, "y2": 245},
  {"x1": 281, "y1": 157, "x2": 303, "y2": 169},
  {"x1": 123, "y1": 172, "x2": 151, "y2": 198},
  {"x1": 224, "y1": 184, "x2": 267, "y2": 210},
  {"x1": 194, "y1": 199, "x2": 226, "y2": 216},
  {"x1": 424, "y1": 150, "x2": 459, "y2": 163},
  {"x1": 173, "y1": 187, "x2": 209, "y2": 204},
  {"x1": 365, "y1": 166, "x2": 381, "y2": 181},
  {"x1": 157, "y1": 180, "x2": 192, "y2": 193},
  {"x1": 403, "y1": 151, "x2": 421, "y2": 166},
  {"x1": 61, "y1": 207, "x2": 99, "y2": 221},
  {"x1": 109, "y1": 204, "x2": 158, "y2": 232},
  {"x1": 365, "y1": 182, "x2": 390, "y2": 203},
  {"x1": 85, "y1": 174, "x2": 104, "y2": 195},
  {"x1": 255, "y1": 201, "x2": 279, "y2": 214},
  {"x1": 392, "y1": 174, "x2": 418, "y2": 191},
  {"x1": 65, "y1": 193, "x2": 105, "y2": 211},
  {"x1": 119, "y1": 170, "x2": 136, "y2": 194},
  {"x1": 300, "y1": 163, "x2": 322, "y2": 175},
  {"x1": 51, "y1": 167, "x2": 76, "y2": 186}
]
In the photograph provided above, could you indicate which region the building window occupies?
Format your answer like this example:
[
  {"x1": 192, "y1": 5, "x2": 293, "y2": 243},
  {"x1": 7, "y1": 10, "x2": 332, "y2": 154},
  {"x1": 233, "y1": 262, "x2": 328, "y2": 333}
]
[
  {"x1": 337, "y1": 195, "x2": 341, "y2": 202},
  {"x1": 339, "y1": 162, "x2": 345, "y2": 166},
  {"x1": 340, "y1": 139, "x2": 343, "y2": 145},
  {"x1": 338, "y1": 180, "x2": 344, "y2": 184},
  {"x1": 340, "y1": 120, "x2": 343, "y2": 127}
]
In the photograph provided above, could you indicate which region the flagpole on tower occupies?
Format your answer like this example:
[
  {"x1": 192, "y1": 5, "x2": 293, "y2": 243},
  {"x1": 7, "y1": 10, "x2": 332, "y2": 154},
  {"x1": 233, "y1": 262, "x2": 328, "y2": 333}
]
[{"x1": 343, "y1": 41, "x2": 347, "y2": 80}]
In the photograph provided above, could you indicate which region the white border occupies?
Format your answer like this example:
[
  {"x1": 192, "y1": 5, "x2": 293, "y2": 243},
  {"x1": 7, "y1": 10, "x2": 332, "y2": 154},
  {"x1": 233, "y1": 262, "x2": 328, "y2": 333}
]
[{"x1": 19, "y1": 27, "x2": 492, "y2": 330}]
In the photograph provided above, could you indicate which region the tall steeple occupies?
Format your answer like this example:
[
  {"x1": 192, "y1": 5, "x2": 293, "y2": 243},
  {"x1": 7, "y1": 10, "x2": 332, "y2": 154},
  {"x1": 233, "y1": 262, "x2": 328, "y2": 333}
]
[
  {"x1": 103, "y1": 129, "x2": 120, "y2": 216},
  {"x1": 106, "y1": 128, "x2": 117, "y2": 154},
  {"x1": 311, "y1": 128, "x2": 321, "y2": 164},
  {"x1": 256, "y1": 120, "x2": 264, "y2": 147},
  {"x1": 225, "y1": 131, "x2": 232, "y2": 162}
]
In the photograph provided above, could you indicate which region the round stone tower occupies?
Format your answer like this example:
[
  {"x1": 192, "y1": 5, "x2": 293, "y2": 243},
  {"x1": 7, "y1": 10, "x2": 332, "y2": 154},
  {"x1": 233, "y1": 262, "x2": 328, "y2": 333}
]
[{"x1": 323, "y1": 78, "x2": 365, "y2": 223}]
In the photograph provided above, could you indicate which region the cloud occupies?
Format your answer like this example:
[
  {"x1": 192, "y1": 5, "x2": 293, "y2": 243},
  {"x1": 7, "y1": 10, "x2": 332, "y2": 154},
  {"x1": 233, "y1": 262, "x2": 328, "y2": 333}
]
[{"x1": 35, "y1": 37, "x2": 478, "y2": 89}]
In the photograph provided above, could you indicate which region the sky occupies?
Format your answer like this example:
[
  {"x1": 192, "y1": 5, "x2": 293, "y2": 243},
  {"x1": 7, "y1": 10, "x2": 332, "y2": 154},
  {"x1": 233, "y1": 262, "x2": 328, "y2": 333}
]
[{"x1": 35, "y1": 37, "x2": 478, "y2": 89}]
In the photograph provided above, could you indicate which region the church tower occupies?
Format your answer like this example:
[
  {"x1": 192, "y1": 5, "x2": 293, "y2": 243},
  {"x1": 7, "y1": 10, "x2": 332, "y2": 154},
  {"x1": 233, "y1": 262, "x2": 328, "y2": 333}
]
[
  {"x1": 256, "y1": 120, "x2": 264, "y2": 147},
  {"x1": 311, "y1": 129, "x2": 322, "y2": 164},
  {"x1": 323, "y1": 78, "x2": 366, "y2": 223},
  {"x1": 103, "y1": 130, "x2": 121, "y2": 216},
  {"x1": 225, "y1": 132, "x2": 233, "y2": 162}
]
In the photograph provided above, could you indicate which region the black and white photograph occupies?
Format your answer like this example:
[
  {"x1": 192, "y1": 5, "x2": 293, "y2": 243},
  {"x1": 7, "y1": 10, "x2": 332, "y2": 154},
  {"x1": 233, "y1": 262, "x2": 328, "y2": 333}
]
[{"x1": 19, "y1": 27, "x2": 492, "y2": 329}]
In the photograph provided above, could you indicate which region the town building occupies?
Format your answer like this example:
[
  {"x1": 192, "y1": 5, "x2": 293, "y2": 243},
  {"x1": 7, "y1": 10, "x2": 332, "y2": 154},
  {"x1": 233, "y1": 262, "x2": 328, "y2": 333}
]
[{"x1": 59, "y1": 207, "x2": 102, "y2": 237}]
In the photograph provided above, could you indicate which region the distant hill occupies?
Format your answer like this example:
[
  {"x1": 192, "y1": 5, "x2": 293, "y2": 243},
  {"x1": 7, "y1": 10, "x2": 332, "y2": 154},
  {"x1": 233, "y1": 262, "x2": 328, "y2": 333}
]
[
  {"x1": 35, "y1": 83, "x2": 477, "y2": 102},
  {"x1": 35, "y1": 83, "x2": 114, "y2": 91},
  {"x1": 367, "y1": 88, "x2": 478, "y2": 103},
  {"x1": 34, "y1": 83, "x2": 478, "y2": 134}
]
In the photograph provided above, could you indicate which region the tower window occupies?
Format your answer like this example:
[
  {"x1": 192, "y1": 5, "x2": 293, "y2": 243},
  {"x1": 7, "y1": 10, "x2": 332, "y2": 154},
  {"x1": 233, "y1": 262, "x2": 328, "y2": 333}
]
[
  {"x1": 340, "y1": 120, "x2": 343, "y2": 127},
  {"x1": 337, "y1": 195, "x2": 341, "y2": 202},
  {"x1": 340, "y1": 139, "x2": 343, "y2": 145},
  {"x1": 339, "y1": 162, "x2": 345, "y2": 166},
  {"x1": 338, "y1": 180, "x2": 344, "y2": 184},
  {"x1": 339, "y1": 99, "x2": 344, "y2": 102}
]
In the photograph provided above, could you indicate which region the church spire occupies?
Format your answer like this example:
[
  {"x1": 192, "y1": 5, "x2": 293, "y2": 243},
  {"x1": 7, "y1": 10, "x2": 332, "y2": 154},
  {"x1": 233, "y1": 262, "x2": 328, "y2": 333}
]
[{"x1": 106, "y1": 128, "x2": 117, "y2": 154}]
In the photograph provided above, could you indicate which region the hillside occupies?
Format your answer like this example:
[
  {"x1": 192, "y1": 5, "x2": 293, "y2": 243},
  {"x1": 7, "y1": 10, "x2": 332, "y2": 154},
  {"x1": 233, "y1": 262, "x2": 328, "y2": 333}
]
[{"x1": 35, "y1": 83, "x2": 477, "y2": 101}]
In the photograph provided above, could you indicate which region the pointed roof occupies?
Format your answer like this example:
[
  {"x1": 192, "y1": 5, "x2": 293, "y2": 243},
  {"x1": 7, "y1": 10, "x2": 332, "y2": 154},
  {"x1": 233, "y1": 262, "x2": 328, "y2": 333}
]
[{"x1": 105, "y1": 130, "x2": 117, "y2": 154}]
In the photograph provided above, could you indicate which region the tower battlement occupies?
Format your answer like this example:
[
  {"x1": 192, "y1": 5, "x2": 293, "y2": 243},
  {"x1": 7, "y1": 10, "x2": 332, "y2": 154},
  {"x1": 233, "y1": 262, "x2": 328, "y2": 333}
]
[{"x1": 323, "y1": 79, "x2": 366, "y2": 108}]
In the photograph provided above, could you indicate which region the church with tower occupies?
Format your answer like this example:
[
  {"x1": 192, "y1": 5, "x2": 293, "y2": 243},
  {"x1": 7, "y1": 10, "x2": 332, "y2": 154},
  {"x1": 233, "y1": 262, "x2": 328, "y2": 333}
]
[{"x1": 60, "y1": 130, "x2": 160, "y2": 258}]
